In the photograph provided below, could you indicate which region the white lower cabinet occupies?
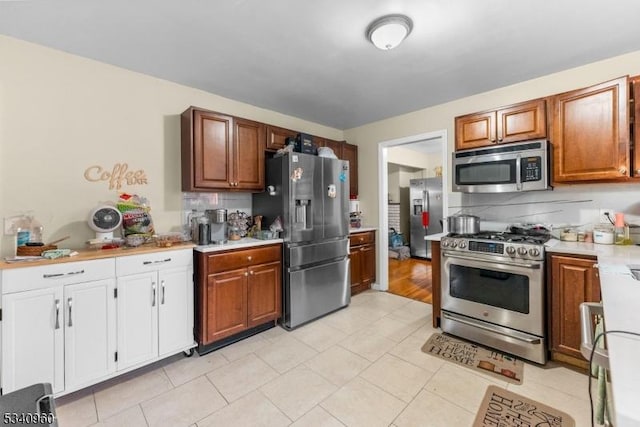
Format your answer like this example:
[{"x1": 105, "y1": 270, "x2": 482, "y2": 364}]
[
  {"x1": 117, "y1": 272, "x2": 159, "y2": 370},
  {"x1": 1, "y1": 259, "x2": 115, "y2": 395},
  {"x1": 64, "y1": 279, "x2": 117, "y2": 391},
  {"x1": 1, "y1": 248, "x2": 194, "y2": 396},
  {"x1": 2, "y1": 286, "x2": 65, "y2": 394},
  {"x1": 116, "y1": 249, "x2": 194, "y2": 370}
]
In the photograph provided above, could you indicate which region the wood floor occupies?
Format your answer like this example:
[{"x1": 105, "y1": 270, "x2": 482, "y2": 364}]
[{"x1": 388, "y1": 256, "x2": 433, "y2": 304}]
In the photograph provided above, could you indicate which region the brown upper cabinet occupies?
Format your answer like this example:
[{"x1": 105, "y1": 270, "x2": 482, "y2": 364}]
[
  {"x1": 551, "y1": 76, "x2": 629, "y2": 183},
  {"x1": 631, "y1": 76, "x2": 640, "y2": 176},
  {"x1": 455, "y1": 99, "x2": 547, "y2": 150},
  {"x1": 341, "y1": 142, "x2": 358, "y2": 198},
  {"x1": 181, "y1": 107, "x2": 265, "y2": 192},
  {"x1": 265, "y1": 125, "x2": 297, "y2": 151}
]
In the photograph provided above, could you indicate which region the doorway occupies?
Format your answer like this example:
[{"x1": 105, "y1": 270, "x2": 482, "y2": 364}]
[{"x1": 377, "y1": 130, "x2": 448, "y2": 304}]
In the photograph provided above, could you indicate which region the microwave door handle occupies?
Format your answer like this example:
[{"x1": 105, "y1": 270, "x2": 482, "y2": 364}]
[{"x1": 516, "y1": 154, "x2": 522, "y2": 191}]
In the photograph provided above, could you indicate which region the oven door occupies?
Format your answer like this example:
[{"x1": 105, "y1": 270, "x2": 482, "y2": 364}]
[{"x1": 441, "y1": 251, "x2": 544, "y2": 336}]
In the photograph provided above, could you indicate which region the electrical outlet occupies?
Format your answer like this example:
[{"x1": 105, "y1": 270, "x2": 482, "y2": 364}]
[
  {"x1": 599, "y1": 208, "x2": 615, "y2": 224},
  {"x1": 4, "y1": 217, "x2": 18, "y2": 235}
]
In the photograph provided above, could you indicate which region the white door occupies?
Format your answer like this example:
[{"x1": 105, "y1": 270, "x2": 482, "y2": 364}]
[
  {"x1": 158, "y1": 266, "x2": 194, "y2": 356},
  {"x1": 2, "y1": 287, "x2": 64, "y2": 394},
  {"x1": 64, "y1": 279, "x2": 117, "y2": 390},
  {"x1": 117, "y1": 272, "x2": 158, "y2": 370}
]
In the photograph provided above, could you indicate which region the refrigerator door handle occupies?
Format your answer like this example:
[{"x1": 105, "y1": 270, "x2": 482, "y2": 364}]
[{"x1": 423, "y1": 190, "x2": 429, "y2": 227}]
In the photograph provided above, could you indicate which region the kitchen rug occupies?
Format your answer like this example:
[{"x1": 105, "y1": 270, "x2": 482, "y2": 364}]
[
  {"x1": 473, "y1": 385, "x2": 575, "y2": 427},
  {"x1": 420, "y1": 333, "x2": 524, "y2": 384}
]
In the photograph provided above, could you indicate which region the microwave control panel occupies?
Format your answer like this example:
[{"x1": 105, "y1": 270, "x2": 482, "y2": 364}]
[{"x1": 521, "y1": 156, "x2": 542, "y2": 182}]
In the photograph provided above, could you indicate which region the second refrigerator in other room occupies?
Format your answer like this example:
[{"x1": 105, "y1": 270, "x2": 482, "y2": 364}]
[{"x1": 409, "y1": 177, "x2": 443, "y2": 259}]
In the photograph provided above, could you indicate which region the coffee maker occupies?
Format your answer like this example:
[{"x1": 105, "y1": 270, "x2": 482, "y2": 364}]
[{"x1": 207, "y1": 209, "x2": 228, "y2": 244}]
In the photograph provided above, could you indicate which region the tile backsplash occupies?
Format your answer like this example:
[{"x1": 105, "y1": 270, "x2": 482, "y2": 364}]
[
  {"x1": 182, "y1": 192, "x2": 252, "y2": 228},
  {"x1": 450, "y1": 182, "x2": 640, "y2": 230}
]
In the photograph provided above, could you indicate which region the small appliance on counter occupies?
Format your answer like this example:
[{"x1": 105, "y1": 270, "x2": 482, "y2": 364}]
[
  {"x1": 349, "y1": 198, "x2": 362, "y2": 228},
  {"x1": 207, "y1": 208, "x2": 228, "y2": 244}
]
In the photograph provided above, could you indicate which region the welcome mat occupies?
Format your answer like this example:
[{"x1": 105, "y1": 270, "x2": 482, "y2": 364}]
[
  {"x1": 421, "y1": 333, "x2": 523, "y2": 384},
  {"x1": 473, "y1": 385, "x2": 575, "y2": 427}
]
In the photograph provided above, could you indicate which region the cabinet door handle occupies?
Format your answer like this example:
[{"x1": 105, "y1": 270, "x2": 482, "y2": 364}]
[
  {"x1": 161, "y1": 280, "x2": 166, "y2": 305},
  {"x1": 54, "y1": 299, "x2": 60, "y2": 330},
  {"x1": 593, "y1": 264, "x2": 599, "y2": 269},
  {"x1": 42, "y1": 269, "x2": 85, "y2": 279},
  {"x1": 152, "y1": 282, "x2": 157, "y2": 307},
  {"x1": 244, "y1": 271, "x2": 249, "y2": 277},
  {"x1": 68, "y1": 297, "x2": 73, "y2": 327},
  {"x1": 249, "y1": 271, "x2": 254, "y2": 275},
  {"x1": 66, "y1": 270, "x2": 85, "y2": 276},
  {"x1": 143, "y1": 258, "x2": 171, "y2": 265},
  {"x1": 620, "y1": 166, "x2": 627, "y2": 175},
  {"x1": 247, "y1": 256, "x2": 252, "y2": 261}
]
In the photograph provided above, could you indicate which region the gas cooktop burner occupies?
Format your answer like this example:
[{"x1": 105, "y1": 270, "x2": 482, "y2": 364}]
[{"x1": 448, "y1": 231, "x2": 550, "y2": 245}]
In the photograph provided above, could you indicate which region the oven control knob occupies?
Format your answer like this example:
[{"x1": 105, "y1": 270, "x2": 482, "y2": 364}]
[
  {"x1": 450, "y1": 240, "x2": 458, "y2": 248},
  {"x1": 458, "y1": 241, "x2": 467, "y2": 249},
  {"x1": 529, "y1": 248, "x2": 540, "y2": 257},
  {"x1": 517, "y1": 247, "x2": 528, "y2": 256},
  {"x1": 506, "y1": 246, "x2": 516, "y2": 255},
  {"x1": 441, "y1": 239, "x2": 449, "y2": 248}
]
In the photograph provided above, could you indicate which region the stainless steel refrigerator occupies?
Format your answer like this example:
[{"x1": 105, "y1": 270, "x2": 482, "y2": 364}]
[
  {"x1": 252, "y1": 152, "x2": 350, "y2": 330},
  {"x1": 409, "y1": 177, "x2": 443, "y2": 259}
]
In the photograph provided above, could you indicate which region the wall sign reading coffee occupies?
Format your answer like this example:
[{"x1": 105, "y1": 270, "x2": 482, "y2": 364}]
[{"x1": 84, "y1": 163, "x2": 148, "y2": 190}]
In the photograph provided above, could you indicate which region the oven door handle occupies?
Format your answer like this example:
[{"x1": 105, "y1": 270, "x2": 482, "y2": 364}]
[
  {"x1": 442, "y1": 252, "x2": 540, "y2": 269},
  {"x1": 443, "y1": 312, "x2": 541, "y2": 344}
]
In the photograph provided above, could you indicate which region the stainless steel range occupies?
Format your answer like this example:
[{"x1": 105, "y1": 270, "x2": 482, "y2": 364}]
[{"x1": 440, "y1": 230, "x2": 549, "y2": 364}]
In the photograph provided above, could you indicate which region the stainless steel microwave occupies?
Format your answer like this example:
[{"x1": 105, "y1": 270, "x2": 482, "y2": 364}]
[{"x1": 452, "y1": 140, "x2": 550, "y2": 193}]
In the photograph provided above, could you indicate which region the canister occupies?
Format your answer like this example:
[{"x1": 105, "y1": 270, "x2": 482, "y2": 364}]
[{"x1": 593, "y1": 227, "x2": 614, "y2": 244}]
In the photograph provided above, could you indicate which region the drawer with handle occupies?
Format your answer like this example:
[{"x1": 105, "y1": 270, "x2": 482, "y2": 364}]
[
  {"x1": 116, "y1": 248, "x2": 192, "y2": 276},
  {"x1": 207, "y1": 244, "x2": 281, "y2": 273},
  {"x1": 349, "y1": 231, "x2": 375, "y2": 247},
  {"x1": 1, "y1": 258, "x2": 115, "y2": 294}
]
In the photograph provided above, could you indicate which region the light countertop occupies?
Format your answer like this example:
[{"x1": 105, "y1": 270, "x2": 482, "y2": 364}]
[
  {"x1": 350, "y1": 227, "x2": 376, "y2": 233},
  {"x1": 546, "y1": 240, "x2": 640, "y2": 426},
  {"x1": 424, "y1": 232, "x2": 447, "y2": 242},
  {"x1": 0, "y1": 242, "x2": 196, "y2": 270},
  {"x1": 194, "y1": 238, "x2": 283, "y2": 253}
]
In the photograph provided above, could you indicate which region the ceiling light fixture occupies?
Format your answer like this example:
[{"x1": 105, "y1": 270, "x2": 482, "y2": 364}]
[{"x1": 366, "y1": 14, "x2": 413, "y2": 50}]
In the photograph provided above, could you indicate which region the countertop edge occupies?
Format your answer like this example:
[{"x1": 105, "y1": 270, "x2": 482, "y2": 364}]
[
  {"x1": 0, "y1": 242, "x2": 197, "y2": 270},
  {"x1": 194, "y1": 238, "x2": 284, "y2": 253},
  {"x1": 350, "y1": 227, "x2": 377, "y2": 233}
]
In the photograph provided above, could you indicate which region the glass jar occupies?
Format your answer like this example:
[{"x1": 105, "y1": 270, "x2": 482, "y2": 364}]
[{"x1": 229, "y1": 226, "x2": 241, "y2": 241}]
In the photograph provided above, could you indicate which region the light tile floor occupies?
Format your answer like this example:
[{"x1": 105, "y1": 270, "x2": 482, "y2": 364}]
[{"x1": 56, "y1": 290, "x2": 595, "y2": 427}]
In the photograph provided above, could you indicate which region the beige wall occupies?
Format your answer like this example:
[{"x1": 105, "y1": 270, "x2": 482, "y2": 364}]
[
  {"x1": 0, "y1": 36, "x2": 344, "y2": 256},
  {"x1": 345, "y1": 50, "x2": 640, "y2": 228}
]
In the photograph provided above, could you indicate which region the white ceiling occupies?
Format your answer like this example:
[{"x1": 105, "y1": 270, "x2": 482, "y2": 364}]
[{"x1": 2, "y1": 1, "x2": 640, "y2": 130}]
